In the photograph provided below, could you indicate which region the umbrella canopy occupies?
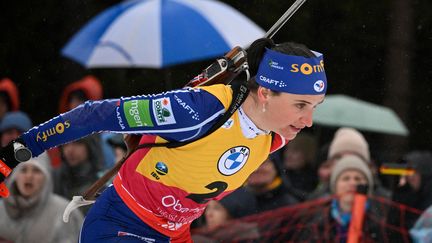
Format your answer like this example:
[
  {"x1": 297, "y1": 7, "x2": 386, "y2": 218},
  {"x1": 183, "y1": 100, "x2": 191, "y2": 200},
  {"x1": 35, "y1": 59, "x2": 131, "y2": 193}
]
[
  {"x1": 313, "y1": 94, "x2": 409, "y2": 136},
  {"x1": 61, "y1": 0, "x2": 264, "y2": 68}
]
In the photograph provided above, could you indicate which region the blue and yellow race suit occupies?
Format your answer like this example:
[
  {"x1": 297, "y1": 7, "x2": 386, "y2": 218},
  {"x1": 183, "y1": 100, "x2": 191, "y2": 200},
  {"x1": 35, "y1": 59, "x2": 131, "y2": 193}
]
[{"x1": 21, "y1": 84, "x2": 286, "y2": 242}]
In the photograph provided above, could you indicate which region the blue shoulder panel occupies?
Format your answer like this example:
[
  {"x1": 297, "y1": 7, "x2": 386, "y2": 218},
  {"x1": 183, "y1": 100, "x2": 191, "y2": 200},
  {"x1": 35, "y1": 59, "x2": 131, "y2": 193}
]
[{"x1": 22, "y1": 87, "x2": 225, "y2": 156}]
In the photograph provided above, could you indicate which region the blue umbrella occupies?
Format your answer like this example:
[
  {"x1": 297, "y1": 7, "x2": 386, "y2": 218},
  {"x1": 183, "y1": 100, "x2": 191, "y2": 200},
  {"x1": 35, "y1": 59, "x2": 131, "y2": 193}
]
[{"x1": 62, "y1": 0, "x2": 264, "y2": 68}]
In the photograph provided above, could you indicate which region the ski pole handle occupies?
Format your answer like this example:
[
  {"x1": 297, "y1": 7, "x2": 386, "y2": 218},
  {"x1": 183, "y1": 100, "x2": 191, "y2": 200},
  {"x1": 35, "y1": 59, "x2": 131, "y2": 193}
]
[
  {"x1": 13, "y1": 142, "x2": 32, "y2": 162},
  {"x1": 0, "y1": 141, "x2": 32, "y2": 197}
]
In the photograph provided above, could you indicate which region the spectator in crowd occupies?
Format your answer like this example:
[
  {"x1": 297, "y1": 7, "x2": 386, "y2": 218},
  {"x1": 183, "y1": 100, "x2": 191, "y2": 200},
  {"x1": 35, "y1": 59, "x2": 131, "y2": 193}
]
[
  {"x1": 245, "y1": 153, "x2": 298, "y2": 213},
  {"x1": 309, "y1": 127, "x2": 370, "y2": 199},
  {"x1": 54, "y1": 135, "x2": 104, "y2": 213},
  {"x1": 204, "y1": 200, "x2": 231, "y2": 230},
  {"x1": 280, "y1": 133, "x2": 318, "y2": 201},
  {"x1": 391, "y1": 151, "x2": 432, "y2": 229},
  {"x1": 0, "y1": 156, "x2": 83, "y2": 243},
  {"x1": 296, "y1": 155, "x2": 385, "y2": 242},
  {"x1": 313, "y1": 143, "x2": 331, "y2": 193},
  {"x1": 107, "y1": 134, "x2": 127, "y2": 163},
  {"x1": 0, "y1": 111, "x2": 32, "y2": 147},
  {"x1": 58, "y1": 75, "x2": 114, "y2": 170},
  {"x1": 0, "y1": 111, "x2": 56, "y2": 172},
  {"x1": 0, "y1": 78, "x2": 19, "y2": 121},
  {"x1": 309, "y1": 127, "x2": 390, "y2": 200},
  {"x1": 410, "y1": 204, "x2": 432, "y2": 243},
  {"x1": 204, "y1": 187, "x2": 257, "y2": 230},
  {"x1": 192, "y1": 187, "x2": 259, "y2": 242},
  {"x1": 58, "y1": 75, "x2": 103, "y2": 113}
]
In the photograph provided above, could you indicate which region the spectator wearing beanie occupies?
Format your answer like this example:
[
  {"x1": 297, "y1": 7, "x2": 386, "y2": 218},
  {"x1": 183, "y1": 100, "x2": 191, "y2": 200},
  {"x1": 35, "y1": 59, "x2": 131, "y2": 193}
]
[
  {"x1": 246, "y1": 154, "x2": 299, "y2": 212},
  {"x1": 297, "y1": 155, "x2": 385, "y2": 242},
  {"x1": 310, "y1": 128, "x2": 369, "y2": 199},
  {"x1": 328, "y1": 127, "x2": 370, "y2": 162},
  {"x1": 390, "y1": 151, "x2": 432, "y2": 230},
  {"x1": 193, "y1": 187, "x2": 259, "y2": 241},
  {"x1": 310, "y1": 127, "x2": 390, "y2": 200},
  {"x1": 330, "y1": 155, "x2": 374, "y2": 196},
  {"x1": 0, "y1": 111, "x2": 32, "y2": 147},
  {"x1": 203, "y1": 187, "x2": 257, "y2": 230}
]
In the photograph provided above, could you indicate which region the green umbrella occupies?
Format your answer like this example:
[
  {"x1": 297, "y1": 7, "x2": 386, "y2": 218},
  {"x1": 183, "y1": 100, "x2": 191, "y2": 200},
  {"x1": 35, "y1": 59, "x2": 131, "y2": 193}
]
[{"x1": 313, "y1": 94, "x2": 409, "y2": 136}]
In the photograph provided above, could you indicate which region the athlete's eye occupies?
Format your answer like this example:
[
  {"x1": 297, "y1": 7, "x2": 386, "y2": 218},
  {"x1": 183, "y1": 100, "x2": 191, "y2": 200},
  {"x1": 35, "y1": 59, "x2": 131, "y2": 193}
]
[{"x1": 295, "y1": 103, "x2": 306, "y2": 109}]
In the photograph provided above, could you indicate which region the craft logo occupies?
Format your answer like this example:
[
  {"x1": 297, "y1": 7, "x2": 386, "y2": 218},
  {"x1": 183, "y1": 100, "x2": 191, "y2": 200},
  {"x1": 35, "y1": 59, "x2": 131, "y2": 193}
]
[
  {"x1": 123, "y1": 99, "x2": 153, "y2": 128},
  {"x1": 218, "y1": 146, "x2": 250, "y2": 176},
  {"x1": 152, "y1": 98, "x2": 176, "y2": 125},
  {"x1": 290, "y1": 60, "x2": 325, "y2": 75},
  {"x1": 36, "y1": 121, "x2": 70, "y2": 142},
  {"x1": 268, "y1": 59, "x2": 284, "y2": 70},
  {"x1": 173, "y1": 95, "x2": 199, "y2": 121},
  {"x1": 314, "y1": 80, "x2": 325, "y2": 92},
  {"x1": 259, "y1": 75, "x2": 287, "y2": 88}
]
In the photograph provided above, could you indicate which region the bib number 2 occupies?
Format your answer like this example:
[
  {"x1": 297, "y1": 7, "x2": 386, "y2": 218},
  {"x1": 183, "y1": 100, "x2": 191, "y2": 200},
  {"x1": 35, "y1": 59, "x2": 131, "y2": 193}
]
[{"x1": 186, "y1": 181, "x2": 228, "y2": 204}]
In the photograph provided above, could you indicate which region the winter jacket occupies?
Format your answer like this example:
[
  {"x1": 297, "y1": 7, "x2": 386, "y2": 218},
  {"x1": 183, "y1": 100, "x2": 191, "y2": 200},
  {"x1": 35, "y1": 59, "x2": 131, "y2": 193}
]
[{"x1": 0, "y1": 153, "x2": 83, "y2": 243}]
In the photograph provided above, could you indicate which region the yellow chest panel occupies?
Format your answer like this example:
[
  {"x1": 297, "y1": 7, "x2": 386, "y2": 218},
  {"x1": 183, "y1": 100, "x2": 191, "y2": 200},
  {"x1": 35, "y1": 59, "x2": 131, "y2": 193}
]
[{"x1": 135, "y1": 85, "x2": 272, "y2": 194}]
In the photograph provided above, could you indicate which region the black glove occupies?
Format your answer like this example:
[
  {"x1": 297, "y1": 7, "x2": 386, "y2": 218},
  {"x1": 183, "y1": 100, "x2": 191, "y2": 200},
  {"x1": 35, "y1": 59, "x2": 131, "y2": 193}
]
[{"x1": 0, "y1": 138, "x2": 32, "y2": 197}]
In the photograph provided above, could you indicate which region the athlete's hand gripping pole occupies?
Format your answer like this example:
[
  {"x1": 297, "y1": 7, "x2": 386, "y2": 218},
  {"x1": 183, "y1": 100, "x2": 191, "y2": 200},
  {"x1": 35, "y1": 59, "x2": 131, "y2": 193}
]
[
  {"x1": 63, "y1": 134, "x2": 141, "y2": 222},
  {"x1": 0, "y1": 140, "x2": 32, "y2": 197}
]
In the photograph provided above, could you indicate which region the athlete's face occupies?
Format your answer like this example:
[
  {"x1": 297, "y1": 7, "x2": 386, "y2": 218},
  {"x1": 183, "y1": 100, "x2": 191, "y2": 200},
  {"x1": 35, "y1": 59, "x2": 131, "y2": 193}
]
[{"x1": 263, "y1": 91, "x2": 325, "y2": 140}]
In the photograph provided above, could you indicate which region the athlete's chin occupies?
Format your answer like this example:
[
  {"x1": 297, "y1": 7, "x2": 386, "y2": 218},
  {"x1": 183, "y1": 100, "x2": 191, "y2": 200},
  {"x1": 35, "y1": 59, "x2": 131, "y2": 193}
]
[
  {"x1": 284, "y1": 133, "x2": 297, "y2": 141},
  {"x1": 279, "y1": 127, "x2": 301, "y2": 141},
  {"x1": 278, "y1": 131, "x2": 298, "y2": 141}
]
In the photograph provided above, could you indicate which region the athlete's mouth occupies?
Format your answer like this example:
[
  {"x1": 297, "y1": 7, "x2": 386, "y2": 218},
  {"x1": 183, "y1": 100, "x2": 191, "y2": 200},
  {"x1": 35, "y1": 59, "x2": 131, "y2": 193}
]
[{"x1": 290, "y1": 125, "x2": 302, "y2": 133}]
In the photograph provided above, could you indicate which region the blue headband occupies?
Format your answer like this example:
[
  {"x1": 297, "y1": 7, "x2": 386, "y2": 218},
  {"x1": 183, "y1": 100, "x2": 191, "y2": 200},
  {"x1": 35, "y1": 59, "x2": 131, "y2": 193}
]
[{"x1": 255, "y1": 48, "x2": 327, "y2": 95}]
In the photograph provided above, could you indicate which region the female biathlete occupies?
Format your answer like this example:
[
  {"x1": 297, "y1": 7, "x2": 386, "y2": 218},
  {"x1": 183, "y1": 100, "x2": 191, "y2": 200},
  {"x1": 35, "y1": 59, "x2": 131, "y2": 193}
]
[{"x1": 0, "y1": 38, "x2": 327, "y2": 242}]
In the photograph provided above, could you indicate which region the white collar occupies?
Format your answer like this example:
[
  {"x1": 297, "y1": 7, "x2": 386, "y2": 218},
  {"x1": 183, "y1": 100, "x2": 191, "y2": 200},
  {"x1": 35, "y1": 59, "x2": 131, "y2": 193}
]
[{"x1": 238, "y1": 107, "x2": 270, "y2": 138}]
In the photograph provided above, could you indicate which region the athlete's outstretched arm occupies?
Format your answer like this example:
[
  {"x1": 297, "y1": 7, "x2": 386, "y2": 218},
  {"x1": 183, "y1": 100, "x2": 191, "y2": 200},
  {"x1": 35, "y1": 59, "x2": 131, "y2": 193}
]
[{"x1": 22, "y1": 87, "x2": 226, "y2": 157}]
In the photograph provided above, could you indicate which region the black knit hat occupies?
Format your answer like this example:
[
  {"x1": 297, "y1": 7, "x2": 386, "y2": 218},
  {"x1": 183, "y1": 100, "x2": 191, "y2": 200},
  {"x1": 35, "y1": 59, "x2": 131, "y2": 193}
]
[
  {"x1": 219, "y1": 187, "x2": 257, "y2": 218},
  {"x1": 403, "y1": 151, "x2": 432, "y2": 176}
]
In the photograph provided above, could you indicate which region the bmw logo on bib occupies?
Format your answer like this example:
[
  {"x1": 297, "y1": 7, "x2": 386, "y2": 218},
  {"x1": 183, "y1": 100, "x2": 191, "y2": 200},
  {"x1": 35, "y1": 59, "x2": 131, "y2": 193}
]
[{"x1": 218, "y1": 146, "x2": 250, "y2": 176}]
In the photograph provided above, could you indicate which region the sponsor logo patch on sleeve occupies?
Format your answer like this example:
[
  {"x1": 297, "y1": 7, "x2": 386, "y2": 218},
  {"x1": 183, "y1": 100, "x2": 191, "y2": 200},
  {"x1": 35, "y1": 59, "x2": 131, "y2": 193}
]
[
  {"x1": 123, "y1": 99, "x2": 154, "y2": 128},
  {"x1": 152, "y1": 98, "x2": 176, "y2": 125}
]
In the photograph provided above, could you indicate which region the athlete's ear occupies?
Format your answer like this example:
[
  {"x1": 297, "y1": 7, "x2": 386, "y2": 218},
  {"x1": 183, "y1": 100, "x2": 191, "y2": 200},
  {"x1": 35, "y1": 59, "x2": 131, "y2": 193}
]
[{"x1": 257, "y1": 86, "x2": 271, "y2": 102}]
